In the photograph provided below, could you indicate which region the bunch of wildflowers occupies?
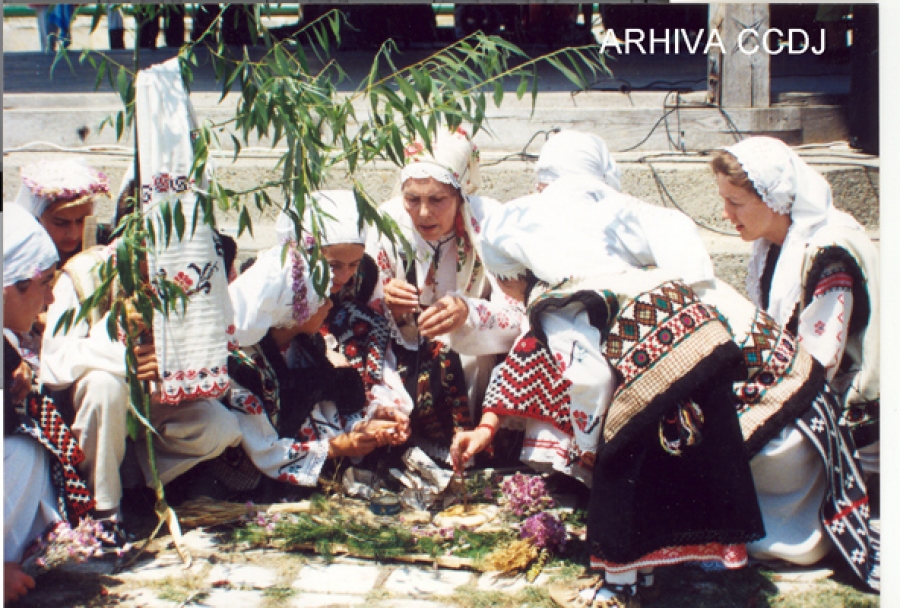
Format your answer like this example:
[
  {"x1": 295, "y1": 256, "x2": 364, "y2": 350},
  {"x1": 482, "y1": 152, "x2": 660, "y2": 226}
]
[
  {"x1": 499, "y1": 473, "x2": 554, "y2": 517},
  {"x1": 21, "y1": 517, "x2": 129, "y2": 576},
  {"x1": 520, "y1": 512, "x2": 567, "y2": 553}
]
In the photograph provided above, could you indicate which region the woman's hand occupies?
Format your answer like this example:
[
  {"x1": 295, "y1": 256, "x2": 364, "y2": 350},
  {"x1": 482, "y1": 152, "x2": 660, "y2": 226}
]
[
  {"x1": 4, "y1": 562, "x2": 35, "y2": 603},
  {"x1": 326, "y1": 349, "x2": 350, "y2": 368},
  {"x1": 327, "y1": 431, "x2": 381, "y2": 459},
  {"x1": 383, "y1": 279, "x2": 421, "y2": 319},
  {"x1": 371, "y1": 405, "x2": 411, "y2": 443},
  {"x1": 417, "y1": 295, "x2": 468, "y2": 339},
  {"x1": 9, "y1": 360, "x2": 34, "y2": 405},
  {"x1": 450, "y1": 427, "x2": 492, "y2": 474},
  {"x1": 355, "y1": 418, "x2": 409, "y2": 446}
]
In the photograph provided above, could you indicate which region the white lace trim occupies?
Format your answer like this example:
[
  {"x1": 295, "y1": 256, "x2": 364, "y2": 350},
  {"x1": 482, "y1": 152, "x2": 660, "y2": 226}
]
[{"x1": 400, "y1": 162, "x2": 461, "y2": 191}]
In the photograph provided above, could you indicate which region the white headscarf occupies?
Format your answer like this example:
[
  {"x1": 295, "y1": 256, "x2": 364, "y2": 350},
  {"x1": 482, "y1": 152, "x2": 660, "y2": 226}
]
[
  {"x1": 400, "y1": 127, "x2": 481, "y2": 195},
  {"x1": 480, "y1": 185, "x2": 630, "y2": 285},
  {"x1": 275, "y1": 190, "x2": 369, "y2": 249},
  {"x1": 724, "y1": 136, "x2": 862, "y2": 324},
  {"x1": 15, "y1": 158, "x2": 110, "y2": 218},
  {"x1": 228, "y1": 244, "x2": 329, "y2": 348},
  {"x1": 3, "y1": 204, "x2": 59, "y2": 287},
  {"x1": 534, "y1": 130, "x2": 621, "y2": 193}
]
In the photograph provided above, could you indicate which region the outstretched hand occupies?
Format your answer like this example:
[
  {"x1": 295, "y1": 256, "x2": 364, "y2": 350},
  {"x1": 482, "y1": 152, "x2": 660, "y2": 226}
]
[{"x1": 449, "y1": 427, "x2": 492, "y2": 475}]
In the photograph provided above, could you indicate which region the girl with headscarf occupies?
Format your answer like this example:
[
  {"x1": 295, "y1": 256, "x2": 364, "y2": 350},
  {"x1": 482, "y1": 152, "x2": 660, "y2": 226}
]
[
  {"x1": 224, "y1": 194, "x2": 409, "y2": 499},
  {"x1": 710, "y1": 135, "x2": 880, "y2": 573},
  {"x1": 15, "y1": 158, "x2": 110, "y2": 266},
  {"x1": 453, "y1": 190, "x2": 765, "y2": 606},
  {"x1": 367, "y1": 127, "x2": 525, "y2": 464},
  {"x1": 4, "y1": 205, "x2": 96, "y2": 602}
]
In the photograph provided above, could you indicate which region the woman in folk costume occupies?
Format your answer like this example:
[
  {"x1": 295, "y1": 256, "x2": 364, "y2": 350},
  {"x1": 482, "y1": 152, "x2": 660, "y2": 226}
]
[
  {"x1": 15, "y1": 158, "x2": 110, "y2": 266},
  {"x1": 4, "y1": 205, "x2": 95, "y2": 602},
  {"x1": 453, "y1": 191, "x2": 764, "y2": 607},
  {"x1": 534, "y1": 129, "x2": 716, "y2": 288},
  {"x1": 710, "y1": 136, "x2": 880, "y2": 571},
  {"x1": 276, "y1": 190, "x2": 415, "y2": 430},
  {"x1": 368, "y1": 127, "x2": 525, "y2": 463},
  {"x1": 225, "y1": 203, "x2": 408, "y2": 497}
]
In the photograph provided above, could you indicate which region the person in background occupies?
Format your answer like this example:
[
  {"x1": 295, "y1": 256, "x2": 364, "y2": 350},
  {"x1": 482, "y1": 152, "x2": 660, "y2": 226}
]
[{"x1": 15, "y1": 158, "x2": 110, "y2": 267}]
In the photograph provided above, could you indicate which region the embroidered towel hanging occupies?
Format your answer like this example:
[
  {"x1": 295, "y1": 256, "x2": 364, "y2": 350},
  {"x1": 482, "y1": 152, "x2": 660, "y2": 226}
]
[{"x1": 135, "y1": 58, "x2": 231, "y2": 405}]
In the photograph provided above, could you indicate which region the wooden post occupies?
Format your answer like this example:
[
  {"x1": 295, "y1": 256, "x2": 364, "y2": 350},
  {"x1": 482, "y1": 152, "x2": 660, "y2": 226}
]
[{"x1": 708, "y1": 4, "x2": 770, "y2": 108}]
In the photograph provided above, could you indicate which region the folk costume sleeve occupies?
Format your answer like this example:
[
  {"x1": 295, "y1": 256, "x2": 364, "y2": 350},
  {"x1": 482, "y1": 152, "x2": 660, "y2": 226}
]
[
  {"x1": 40, "y1": 272, "x2": 127, "y2": 388},
  {"x1": 796, "y1": 260, "x2": 854, "y2": 381}
]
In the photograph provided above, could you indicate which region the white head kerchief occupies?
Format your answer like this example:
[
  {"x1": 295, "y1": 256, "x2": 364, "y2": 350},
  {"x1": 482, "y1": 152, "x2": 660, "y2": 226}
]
[
  {"x1": 3, "y1": 204, "x2": 59, "y2": 287},
  {"x1": 480, "y1": 183, "x2": 630, "y2": 285},
  {"x1": 276, "y1": 190, "x2": 369, "y2": 249},
  {"x1": 228, "y1": 244, "x2": 329, "y2": 348},
  {"x1": 724, "y1": 136, "x2": 860, "y2": 324},
  {"x1": 400, "y1": 127, "x2": 481, "y2": 196},
  {"x1": 534, "y1": 130, "x2": 621, "y2": 193},
  {"x1": 15, "y1": 158, "x2": 110, "y2": 218}
]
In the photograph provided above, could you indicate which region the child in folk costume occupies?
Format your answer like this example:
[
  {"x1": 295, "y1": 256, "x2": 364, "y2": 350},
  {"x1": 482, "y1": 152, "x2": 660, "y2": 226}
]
[
  {"x1": 4, "y1": 205, "x2": 94, "y2": 602},
  {"x1": 14, "y1": 158, "x2": 110, "y2": 266},
  {"x1": 368, "y1": 127, "x2": 525, "y2": 464}
]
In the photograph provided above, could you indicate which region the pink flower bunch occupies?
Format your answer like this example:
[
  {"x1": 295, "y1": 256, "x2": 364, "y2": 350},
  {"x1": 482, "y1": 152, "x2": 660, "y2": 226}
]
[
  {"x1": 21, "y1": 518, "x2": 130, "y2": 576},
  {"x1": 521, "y1": 512, "x2": 567, "y2": 553},
  {"x1": 499, "y1": 473, "x2": 554, "y2": 517}
]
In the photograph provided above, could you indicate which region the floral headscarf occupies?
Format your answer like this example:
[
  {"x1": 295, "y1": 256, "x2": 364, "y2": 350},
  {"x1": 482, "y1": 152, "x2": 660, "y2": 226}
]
[{"x1": 15, "y1": 158, "x2": 109, "y2": 218}]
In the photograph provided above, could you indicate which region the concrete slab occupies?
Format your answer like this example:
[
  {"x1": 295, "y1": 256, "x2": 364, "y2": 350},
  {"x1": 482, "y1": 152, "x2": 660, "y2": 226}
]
[
  {"x1": 196, "y1": 589, "x2": 266, "y2": 608},
  {"x1": 206, "y1": 563, "x2": 279, "y2": 589},
  {"x1": 119, "y1": 589, "x2": 181, "y2": 608},
  {"x1": 292, "y1": 562, "x2": 380, "y2": 595},
  {"x1": 289, "y1": 593, "x2": 367, "y2": 607},
  {"x1": 383, "y1": 566, "x2": 474, "y2": 597},
  {"x1": 380, "y1": 600, "x2": 456, "y2": 608},
  {"x1": 117, "y1": 553, "x2": 205, "y2": 582},
  {"x1": 178, "y1": 529, "x2": 221, "y2": 554},
  {"x1": 476, "y1": 571, "x2": 550, "y2": 593}
]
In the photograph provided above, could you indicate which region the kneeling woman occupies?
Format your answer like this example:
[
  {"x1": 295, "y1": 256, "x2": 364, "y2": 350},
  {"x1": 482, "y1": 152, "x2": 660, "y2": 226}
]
[
  {"x1": 225, "y1": 205, "x2": 409, "y2": 497},
  {"x1": 454, "y1": 192, "x2": 764, "y2": 606}
]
